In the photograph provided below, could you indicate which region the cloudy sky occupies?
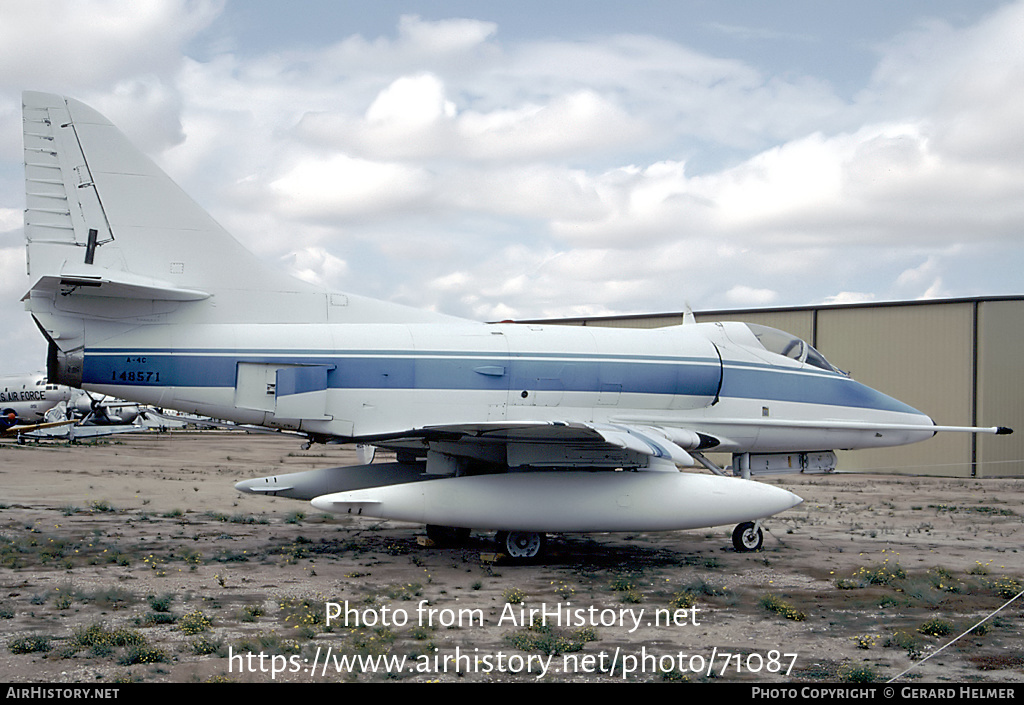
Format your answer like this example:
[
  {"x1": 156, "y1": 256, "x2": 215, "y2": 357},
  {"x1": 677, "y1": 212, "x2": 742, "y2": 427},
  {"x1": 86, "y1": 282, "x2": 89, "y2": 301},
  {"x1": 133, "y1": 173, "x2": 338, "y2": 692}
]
[{"x1": 2, "y1": 0, "x2": 1023, "y2": 373}]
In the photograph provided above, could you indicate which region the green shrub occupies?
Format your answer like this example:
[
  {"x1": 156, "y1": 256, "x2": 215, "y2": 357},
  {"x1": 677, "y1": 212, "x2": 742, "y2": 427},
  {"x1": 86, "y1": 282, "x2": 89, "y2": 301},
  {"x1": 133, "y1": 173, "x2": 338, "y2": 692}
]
[
  {"x1": 919, "y1": 618, "x2": 954, "y2": 637},
  {"x1": 759, "y1": 593, "x2": 806, "y2": 621},
  {"x1": 149, "y1": 594, "x2": 174, "y2": 613},
  {"x1": 503, "y1": 587, "x2": 526, "y2": 604},
  {"x1": 9, "y1": 635, "x2": 51, "y2": 654},
  {"x1": 117, "y1": 644, "x2": 168, "y2": 665},
  {"x1": 178, "y1": 610, "x2": 212, "y2": 635},
  {"x1": 839, "y1": 662, "x2": 879, "y2": 683}
]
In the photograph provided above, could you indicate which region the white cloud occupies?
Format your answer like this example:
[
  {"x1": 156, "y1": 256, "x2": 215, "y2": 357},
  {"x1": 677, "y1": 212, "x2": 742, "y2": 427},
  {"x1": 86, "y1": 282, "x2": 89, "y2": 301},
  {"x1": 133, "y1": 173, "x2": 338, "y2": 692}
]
[
  {"x1": 726, "y1": 285, "x2": 779, "y2": 306},
  {"x1": 0, "y1": 208, "x2": 20, "y2": 233},
  {"x1": 822, "y1": 292, "x2": 876, "y2": 306},
  {"x1": 0, "y1": 243, "x2": 28, "y2": 296},
  {"x1": 297, "y1": 78, "x2": 643, "y2": 163},
  {"x1": 430, "y1": 271, "x2": 472, "y2": 292},
  {"x1": 456, "y1": 90, "x2": 643, "y2": 161},
  {"x1": 318, "y1": 14, "x2": 499, "y2": 75},
  {"x1": 395, "y1": 14, "x2": 498, "y2": 56},
  {"x1": 893, "y1": 256, "x2": 948, "y2": 299},
  {"x1": 280, "y1": 247, "x2": 350, "y2": 288},
  {"x1": 866, "y1": 3, "x2": 1024, "y2": 160},
  {"x1": 0, "y1": 0, "x2": 221, "y2": 89},
  {"x1": 269, "y1": 154, "x2": 432, "y2": 221},
  {"x1": 366, "y1": 73, "x2": 456, "y2": 127}
]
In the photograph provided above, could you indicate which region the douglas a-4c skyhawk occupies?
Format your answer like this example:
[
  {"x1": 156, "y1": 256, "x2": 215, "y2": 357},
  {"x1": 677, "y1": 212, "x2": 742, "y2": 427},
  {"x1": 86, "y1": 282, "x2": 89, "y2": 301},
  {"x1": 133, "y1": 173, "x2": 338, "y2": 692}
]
[{"x1": 20, "y1": 92, "x2": 1012, "y2": 560}]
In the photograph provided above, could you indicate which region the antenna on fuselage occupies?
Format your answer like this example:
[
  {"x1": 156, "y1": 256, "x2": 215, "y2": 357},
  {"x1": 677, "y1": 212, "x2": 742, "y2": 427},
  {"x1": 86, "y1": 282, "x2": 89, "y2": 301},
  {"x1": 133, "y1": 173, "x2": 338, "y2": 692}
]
[{"x1": 682, "y1": 302, "x2": 696, "y2": 325}]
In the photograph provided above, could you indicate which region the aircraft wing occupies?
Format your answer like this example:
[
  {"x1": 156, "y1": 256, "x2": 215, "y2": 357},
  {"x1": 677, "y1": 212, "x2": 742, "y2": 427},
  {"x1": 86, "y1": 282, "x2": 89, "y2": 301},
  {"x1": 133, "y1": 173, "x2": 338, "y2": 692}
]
[
  {"x1": 19, "y1": 415, "x2": 147, "y2": 440},
  {"x1": 142, "y1": 408, "x2": 306, "y2": 436},
  {"x1": 373, "y1": 420, "x2": 717, "y2": 471},
  {"x1": 55, "y1": 424, "x2": 148, "y2": 439},
  {"x1": 1, "y1": 419, "x2": 76, "y2": 438},
  {"x1": 365, "y1": 414, "x2": 1010, "y2": 476}
]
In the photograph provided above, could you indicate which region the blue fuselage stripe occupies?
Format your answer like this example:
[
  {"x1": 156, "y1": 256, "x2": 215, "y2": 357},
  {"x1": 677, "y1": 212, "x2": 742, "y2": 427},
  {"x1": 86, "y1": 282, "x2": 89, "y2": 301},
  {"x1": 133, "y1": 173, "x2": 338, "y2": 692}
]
[
  {"x1": 86, "y1": 351, "x2": 722, "y2": 396},
  {"x1": 83, "y1": 349, "x2": 920, "y2": 414}
]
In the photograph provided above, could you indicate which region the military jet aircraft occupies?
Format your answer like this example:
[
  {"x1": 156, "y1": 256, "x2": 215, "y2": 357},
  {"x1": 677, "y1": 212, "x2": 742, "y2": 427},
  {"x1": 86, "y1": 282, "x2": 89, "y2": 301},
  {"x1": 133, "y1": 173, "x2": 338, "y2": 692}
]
[
  {"x1": 1, "y1": 372, "x2": 75, "y2": 428},
  {"x1": 19, "y1": 92, "x2": 1011, "y2": 560}
]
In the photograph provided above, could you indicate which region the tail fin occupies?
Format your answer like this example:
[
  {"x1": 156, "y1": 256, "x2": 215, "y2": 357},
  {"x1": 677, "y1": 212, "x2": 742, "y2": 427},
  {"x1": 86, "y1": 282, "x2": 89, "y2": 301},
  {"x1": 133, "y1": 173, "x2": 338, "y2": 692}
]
[
  {"x1": 23, "y1": 92, "x2": 464, "y2": 386},
  {"x1": 22, "y1": 91, "x2": 307, "y2": 301},
  {"x1": 22, "y1": 92, "x2": 459, "y2": 377}
]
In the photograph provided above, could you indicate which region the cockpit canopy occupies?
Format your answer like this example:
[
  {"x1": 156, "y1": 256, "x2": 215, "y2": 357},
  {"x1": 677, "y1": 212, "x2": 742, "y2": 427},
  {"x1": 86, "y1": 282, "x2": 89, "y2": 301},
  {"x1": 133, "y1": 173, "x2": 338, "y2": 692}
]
[{"x1": 746, "y1": 324, "x2": 840, "y2": 373}]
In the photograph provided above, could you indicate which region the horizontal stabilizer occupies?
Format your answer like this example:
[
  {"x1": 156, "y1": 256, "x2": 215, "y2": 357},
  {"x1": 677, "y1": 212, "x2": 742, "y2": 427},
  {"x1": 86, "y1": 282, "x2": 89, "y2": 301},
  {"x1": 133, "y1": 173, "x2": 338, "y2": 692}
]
[{"x1": 27, "y1": 272, "x2": 210, "y2": 302}]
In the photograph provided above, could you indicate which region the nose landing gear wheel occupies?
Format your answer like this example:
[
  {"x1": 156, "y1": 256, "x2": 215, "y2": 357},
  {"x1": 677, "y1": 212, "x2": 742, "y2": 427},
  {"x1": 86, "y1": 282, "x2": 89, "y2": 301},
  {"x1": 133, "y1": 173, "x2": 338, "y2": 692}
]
[
  {"x1": 495, "y1": 531, "x2": 546, "y2": 562},
  {"x1": 732, "y1": 521, "x2": 763, "y2": 552}
]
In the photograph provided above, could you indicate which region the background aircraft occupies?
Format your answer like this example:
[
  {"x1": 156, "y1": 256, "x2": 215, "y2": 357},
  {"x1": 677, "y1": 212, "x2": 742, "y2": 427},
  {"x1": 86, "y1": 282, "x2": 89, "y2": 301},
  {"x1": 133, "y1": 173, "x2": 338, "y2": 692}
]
[
  {"x1": 1, "y1": 377, "x2": 153, "y2": 441},
  {"x1": 0, "y1": 416, "x2": 76, "y2": 441},
  {"x1": 1, "y1": 372, "x2": 75, "y2": 429},
  {"x1": 65, "y1": 390, "x2": 149, "y2": 426},
  {"x1": 19, "y1": 92, "x2": 1011, "y2": 560},
  {"x1": 17, "y1": 408, "x2": 147, "y2": 442}
]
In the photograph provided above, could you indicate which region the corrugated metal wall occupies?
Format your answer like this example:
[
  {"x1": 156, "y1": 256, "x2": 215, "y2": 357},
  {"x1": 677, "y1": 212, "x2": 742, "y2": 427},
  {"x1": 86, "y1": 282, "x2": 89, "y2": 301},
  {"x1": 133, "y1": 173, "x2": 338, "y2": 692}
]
[
  {"x1": 814, "y1": 303, "x2": 975, "y2": 477},
  {"x1": 534, "y1": 297, "x2": 1023, "y2": 478},
  {"x1": 977, "y1": 300, "x2": 1024, "y2": 477}
]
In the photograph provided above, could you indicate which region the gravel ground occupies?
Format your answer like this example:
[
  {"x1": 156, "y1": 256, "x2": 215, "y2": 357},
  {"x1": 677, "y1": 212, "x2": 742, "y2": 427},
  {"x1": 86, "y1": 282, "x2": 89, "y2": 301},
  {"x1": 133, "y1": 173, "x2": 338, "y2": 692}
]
[{"x1": 1, "y1": 432, "x2": 1022, "y2": 683}]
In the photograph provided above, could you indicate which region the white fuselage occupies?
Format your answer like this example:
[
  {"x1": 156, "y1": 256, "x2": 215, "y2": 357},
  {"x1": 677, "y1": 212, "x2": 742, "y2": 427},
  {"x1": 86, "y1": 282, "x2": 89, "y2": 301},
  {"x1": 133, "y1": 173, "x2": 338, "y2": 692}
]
[{"x1": 73, "y1": 319, "x2": 933, "y2": 454}]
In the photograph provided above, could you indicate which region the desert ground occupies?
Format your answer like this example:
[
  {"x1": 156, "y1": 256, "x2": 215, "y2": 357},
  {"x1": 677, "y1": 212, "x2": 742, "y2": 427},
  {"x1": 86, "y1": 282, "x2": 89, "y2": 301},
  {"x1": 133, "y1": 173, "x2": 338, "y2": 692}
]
[{"x1": 1, "y1": 430, "x2": 1022, "y2": 684}]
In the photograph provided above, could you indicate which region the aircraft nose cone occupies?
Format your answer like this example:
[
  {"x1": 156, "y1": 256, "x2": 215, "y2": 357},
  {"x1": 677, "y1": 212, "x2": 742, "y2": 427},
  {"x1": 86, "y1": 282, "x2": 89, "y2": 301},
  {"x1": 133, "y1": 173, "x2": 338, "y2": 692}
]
[
  {"x1": 784, "y1": 488, "x2": 804, "y2": 510},
  {"x1": 782, "y1": 486, "x2": 803, "y2": 508},
  {"x1": 743, "y1": 480, "x2": 803, "y2": 517}
]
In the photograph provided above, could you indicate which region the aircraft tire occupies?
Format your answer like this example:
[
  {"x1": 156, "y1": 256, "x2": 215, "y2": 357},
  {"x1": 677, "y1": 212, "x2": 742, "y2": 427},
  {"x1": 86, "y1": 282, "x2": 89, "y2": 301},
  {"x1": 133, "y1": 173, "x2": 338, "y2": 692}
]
[
  {"x1": 496, "y1": 530, "x2": 546, "y2": 562},
  {"x1": 732, "y1": 522, "x2": 763, "y2": 552}
]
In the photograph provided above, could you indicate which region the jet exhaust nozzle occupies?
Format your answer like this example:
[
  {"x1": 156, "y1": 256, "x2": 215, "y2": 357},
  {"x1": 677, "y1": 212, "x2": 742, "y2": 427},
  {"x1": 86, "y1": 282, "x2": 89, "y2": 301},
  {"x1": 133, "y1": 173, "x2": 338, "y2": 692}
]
[{"x1": 54, "y1": 347, "x2": 84, "y2": 388}]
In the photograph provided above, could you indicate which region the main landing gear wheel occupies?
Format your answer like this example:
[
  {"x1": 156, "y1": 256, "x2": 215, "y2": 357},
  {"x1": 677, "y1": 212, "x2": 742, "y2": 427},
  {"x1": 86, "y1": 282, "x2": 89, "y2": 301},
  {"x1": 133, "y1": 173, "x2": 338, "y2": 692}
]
[
  {"x1": 495, "y1": 531, "x2": 546, "y2": 562},
  {"x1": 732, "y1": 521, "x2": 764, "y2": 552}
]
